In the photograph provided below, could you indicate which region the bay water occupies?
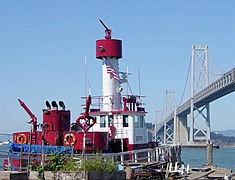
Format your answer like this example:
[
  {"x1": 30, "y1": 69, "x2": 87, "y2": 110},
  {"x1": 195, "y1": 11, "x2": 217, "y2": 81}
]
[
  {"x1": 0, "y1": 145, "x2": 8, "y2": 170},
  {"x1": 181, "y1": 147, "x2": 235, "y2": 171}
]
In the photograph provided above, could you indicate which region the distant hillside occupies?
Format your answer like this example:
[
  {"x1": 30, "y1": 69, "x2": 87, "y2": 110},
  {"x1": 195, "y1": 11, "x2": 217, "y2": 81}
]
[
  {"x1": 146, "y1": 123, "x2": 235, "y2": 146},
  {"x1": 213, "y1": 129, "x2": 235, "y2": 137},
  {"x1": 211, "y1": 131, "x2": 235, "y2": 147}
]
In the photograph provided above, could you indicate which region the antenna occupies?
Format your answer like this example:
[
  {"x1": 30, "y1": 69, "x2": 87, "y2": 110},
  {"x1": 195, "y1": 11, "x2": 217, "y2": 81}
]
[
  {"x1": 99, "y1": 19, "x2": 111, "y2": 39},
  {"x1": 84, "y1": 56, "x2": 87, "y2": 97},
  {"x1": 138, "y1": 68, "x2": 141, "y2": 96},
  {"x1": 126, "y1": 66, "x2": 129, "y2": 95},
  {"x1": 88, "y1": 80, "x2": 91, "y2": 96}
]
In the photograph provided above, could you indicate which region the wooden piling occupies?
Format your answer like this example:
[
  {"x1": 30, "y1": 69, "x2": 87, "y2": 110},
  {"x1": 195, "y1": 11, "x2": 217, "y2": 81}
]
[{"x1": 207, "y1": 140, "x2": 213, "y2": 166}]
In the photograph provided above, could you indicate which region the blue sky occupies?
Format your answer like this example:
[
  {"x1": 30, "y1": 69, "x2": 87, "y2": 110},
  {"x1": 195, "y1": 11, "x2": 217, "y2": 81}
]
[{"x1": 0, "y1": 1, "x2": 234, "y2": 133}]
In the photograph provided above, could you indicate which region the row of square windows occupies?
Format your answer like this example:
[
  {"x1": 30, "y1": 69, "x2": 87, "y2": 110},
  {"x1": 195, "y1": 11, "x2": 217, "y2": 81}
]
[{"x1": 99, "y1": 115, "x2": 145, "y2": 128}]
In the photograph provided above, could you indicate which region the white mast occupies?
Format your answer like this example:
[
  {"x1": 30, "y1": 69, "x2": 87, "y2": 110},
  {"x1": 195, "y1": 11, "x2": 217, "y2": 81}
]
[{"x1": 96, "y1": 20, "x2": 122, "y2": 112}]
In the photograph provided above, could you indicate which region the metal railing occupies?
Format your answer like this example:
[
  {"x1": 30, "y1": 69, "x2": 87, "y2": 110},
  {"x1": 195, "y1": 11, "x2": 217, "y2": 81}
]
[
  {"x1": 1, "y1": 144, "x2": 181, "y2": 171},
  {"x1": 178, "y1": 67, "x2": 235, "y2": 116},
  {"x1": 88, "y1": 146, "x2": 168, "y2": 164}
]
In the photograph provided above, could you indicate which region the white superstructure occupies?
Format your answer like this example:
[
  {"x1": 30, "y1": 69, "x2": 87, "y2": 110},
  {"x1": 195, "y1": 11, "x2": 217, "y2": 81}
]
[{"x1": 84, "y1": 21, "x2": 153, "y2": 151}]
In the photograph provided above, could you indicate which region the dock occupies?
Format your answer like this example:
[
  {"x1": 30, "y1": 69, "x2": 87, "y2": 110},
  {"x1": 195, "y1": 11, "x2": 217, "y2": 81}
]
[{"x1": 124, "y1": 162, "x2": 235, "y2": 179}]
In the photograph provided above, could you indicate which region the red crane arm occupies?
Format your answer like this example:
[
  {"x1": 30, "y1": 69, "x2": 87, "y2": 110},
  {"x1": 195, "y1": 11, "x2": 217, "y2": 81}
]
[
  {"x1": 18, "y1": 99, "x2": 35, "y2": 119},
  {"x1": 18, "y1": 99, "x2": 38, "y2": 131},
  {"x1": 84, "y1": 95, "x2": 91, "y2": 116}
]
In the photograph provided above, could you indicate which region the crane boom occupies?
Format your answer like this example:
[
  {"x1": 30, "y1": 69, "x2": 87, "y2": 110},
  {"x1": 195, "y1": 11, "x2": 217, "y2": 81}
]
[{"x1": 18, "y1": 99, "x2": 38, "y2": 131}]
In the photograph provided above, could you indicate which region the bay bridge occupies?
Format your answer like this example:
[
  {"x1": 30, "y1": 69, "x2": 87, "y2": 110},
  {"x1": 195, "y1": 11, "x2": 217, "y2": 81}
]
[{"x1": 155, "y1": 45, "x2": 235, "y2": 145}]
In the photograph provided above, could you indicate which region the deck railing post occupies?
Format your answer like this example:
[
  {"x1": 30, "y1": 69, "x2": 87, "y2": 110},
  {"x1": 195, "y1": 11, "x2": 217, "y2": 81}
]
[
  {"x1": 121, "y1": 154, "x2": 124, "y2": 165},
  {"x1": 134, "y1": 152, "x2": 137, "y2": 163},
  {"x1": 155, "y1": 148, "x2": 158, "y2": 162},
  {"x1": 152, "y1": 149, "x2": 155, "y2": 161},
  {"x1": 147, "y1": 150, "x2": 151, "y2": 162},
  {"x1": 161, "y1": 148, "x2": 163, "y2": 160},
  {"x1": 151, "y1": 150, "x2": 154, "y2": 161},
  {"x1": 132, "y1": 152, "x2": 134, "y2": 163}
]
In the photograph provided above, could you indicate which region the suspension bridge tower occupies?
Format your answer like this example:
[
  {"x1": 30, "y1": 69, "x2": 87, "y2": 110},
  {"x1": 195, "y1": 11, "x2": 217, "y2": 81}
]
[
  {"x1": 189, "y1": 45, "x2": 210, "y2": 144},
  {"x1": 163, "y1": 90, "x2": 176, "y2": 144}
]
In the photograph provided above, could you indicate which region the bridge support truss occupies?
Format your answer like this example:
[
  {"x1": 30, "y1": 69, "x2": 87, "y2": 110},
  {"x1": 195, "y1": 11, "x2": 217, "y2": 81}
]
[
  {"x1": 189, "y1": 45, "x2": 210, "y2": 144},
  {"x1": 163, "y1": 91, "x2": 175, "y2": 144},
  {"x1": 156, "y1": 47, "x2": 235, "y2": 146}
]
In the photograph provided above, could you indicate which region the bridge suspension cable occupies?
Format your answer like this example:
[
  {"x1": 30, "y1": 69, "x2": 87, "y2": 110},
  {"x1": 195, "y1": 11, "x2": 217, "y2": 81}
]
[
  {"x1": 207, "y1": 55, "x2": 226, "y2": 77},
  {"x1": 179, "y1": 57, "x2": 191, "y2": 106}
]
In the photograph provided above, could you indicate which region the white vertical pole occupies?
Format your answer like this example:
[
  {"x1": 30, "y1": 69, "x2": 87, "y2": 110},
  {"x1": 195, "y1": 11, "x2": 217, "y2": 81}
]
[
  {"x1": 156, "y1": 148, "x2": 159, "y2": 161},
  {"x1": 190, "y1": 46, "x2": 195, "y2": 144},
  {"x1": 173, "y1": 107, "x2": 178, "y2": 144},
  {"x1": 154, "y1": 111, "x2": 157, "y2": 142},
  {"x1": 41, "y1": 124, "x2": 45, "y2": 175},
  {"x1": 205, "y1": 46, "x2": 209, "y2": 87},
  {"x1": 84, "y1": 56, "x2": 87, "y2": 97},
  {"x1": 134, "y1": 153, "x2": 138, "y2": 163},
  {"x1": 138, "y1": 68, "x2": 141, "y2": 96},
  {"x1": 27, "y1": 128, "x2": 32, "y2": 176},
  {"x1": 163, "y1": 91, "x2": 167, "y2": 144},
  {"x1": 205, "y1": 46, "x2": 211, "y2": 141},
  {"x1": 148, "y1": 150, "x2": 151, "y2": 162},
  {"x1": 121, "y1": 128, "x2": 123, "y2": 152},
  {"x1": 126, "y1": 66, "x2": 129, "y2": 95}
]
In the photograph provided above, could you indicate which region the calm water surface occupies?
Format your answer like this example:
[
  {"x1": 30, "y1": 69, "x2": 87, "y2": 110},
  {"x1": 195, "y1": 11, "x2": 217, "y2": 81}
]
[
  {"x1": 181, "y1": 147, "x2": 235, "y2": 171},
  {"x1": 0, "y1": 145, "x2": 8, "y2": 170}
]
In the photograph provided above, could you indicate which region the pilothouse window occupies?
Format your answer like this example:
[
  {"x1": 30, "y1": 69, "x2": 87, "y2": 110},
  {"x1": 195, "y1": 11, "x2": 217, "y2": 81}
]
[
  {"x1": 123, "y1": 115, "x2": 128, "y2": 127},
  {"x1": 135, "y1": 117, "x2": 139, "y2": 128},
  {"x1": 100, "y1": 115, "x2": 106, "y2": 127},
  {"x1": 108, "y1": 115, "x2": 113, "y2": 127},
  {"x1": 139, "y1": 115, "x2": 145, "y2": 128},
  {"x1": 135, "y1": 115, "x2": 145, "y2": 128}
]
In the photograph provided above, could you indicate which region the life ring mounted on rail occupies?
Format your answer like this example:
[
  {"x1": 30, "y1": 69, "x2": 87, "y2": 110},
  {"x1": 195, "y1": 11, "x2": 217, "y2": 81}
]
[
  {"x1": 16, "y1": 133, "x2": 27, "y2": 144},
  {"x1": 64, "y1": 133, "x2": 76, "y2": 146}
]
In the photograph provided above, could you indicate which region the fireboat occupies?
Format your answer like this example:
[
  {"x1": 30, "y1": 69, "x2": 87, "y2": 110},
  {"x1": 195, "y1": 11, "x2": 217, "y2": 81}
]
[{"x1": 4, "y1": 20, "x2": 157, "y2": 169}]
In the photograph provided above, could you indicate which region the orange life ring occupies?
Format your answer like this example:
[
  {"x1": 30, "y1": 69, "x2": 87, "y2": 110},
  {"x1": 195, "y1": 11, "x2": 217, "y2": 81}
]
[
  {"x1": 16, "y1": 133, "x2": 27, "y2": 144},
  {"x1": 64, "y1": 133, "x2": 76, "y2": 146}
]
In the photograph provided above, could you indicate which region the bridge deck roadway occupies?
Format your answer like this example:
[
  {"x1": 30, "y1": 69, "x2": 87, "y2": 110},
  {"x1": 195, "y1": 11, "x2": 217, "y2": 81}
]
[{"x1": 156, "y1": 67, "x2": 235, "y2": 132}]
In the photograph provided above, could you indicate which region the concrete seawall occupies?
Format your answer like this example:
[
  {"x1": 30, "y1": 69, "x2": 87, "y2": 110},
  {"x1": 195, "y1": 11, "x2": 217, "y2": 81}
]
[{"x1": 0, "y1": 171, "x2": 126, "y2": 180}]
